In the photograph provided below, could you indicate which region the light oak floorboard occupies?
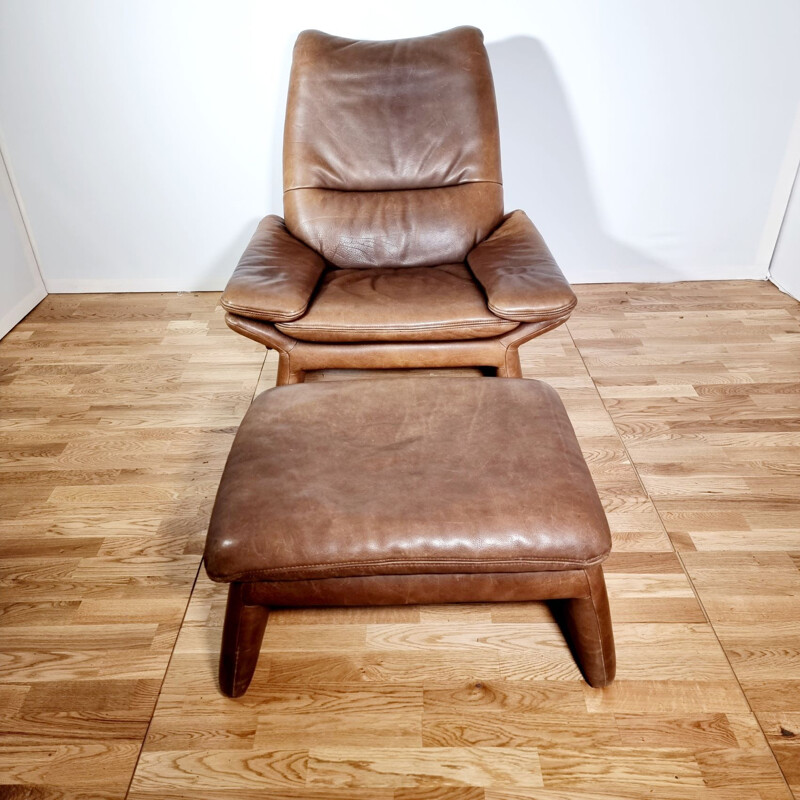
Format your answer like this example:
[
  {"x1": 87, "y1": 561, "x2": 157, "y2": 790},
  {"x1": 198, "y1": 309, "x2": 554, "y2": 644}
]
[{"x1": 1, "y1": 282, "x2": 797, "y2": 799}]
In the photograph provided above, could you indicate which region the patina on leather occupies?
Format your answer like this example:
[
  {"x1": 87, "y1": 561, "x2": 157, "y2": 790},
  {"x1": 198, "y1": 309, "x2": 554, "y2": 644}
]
[
  {"x1": 204, "y1": 378, "x2": 616, "y2": 696},
  {"x1": 205, "y1": 379, "x2": 611, "y2": 583},
  {"x1": 220, "y1": 27, "x2": 578, "y2": 381},
  {"x1": 221, "y1": 215, "x2": 326, "y2": 322},
  {"x1": 468, "y1": 210, "x2": 577, "y2": 321},
  {"x1": 275, "y1": 264, "x2": 519, "y2": 343}
]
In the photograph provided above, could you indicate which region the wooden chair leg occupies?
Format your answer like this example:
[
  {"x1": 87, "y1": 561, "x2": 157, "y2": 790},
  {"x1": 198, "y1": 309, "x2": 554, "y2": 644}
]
[
  {"x1": 219, "y1": 582, "x2": 269, "y2": 698},
  {"x1": 561, "y1": 564, "x2": 616, "y2": 687}
]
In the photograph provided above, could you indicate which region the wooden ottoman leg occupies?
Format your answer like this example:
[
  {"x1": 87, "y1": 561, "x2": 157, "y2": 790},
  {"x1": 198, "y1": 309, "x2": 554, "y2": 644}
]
[
  {"x1": 219, "y1": 583, "x2": 269, "y2": 698},
  {"x1": 562, "y1": 564, "x2": 616, "y2": 688}
]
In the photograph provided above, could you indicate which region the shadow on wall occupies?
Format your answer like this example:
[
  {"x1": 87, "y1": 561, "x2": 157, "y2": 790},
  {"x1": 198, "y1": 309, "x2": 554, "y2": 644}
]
[
  {"x1": 208, "y1": 36, "x2": 674, "y2": 290},
  {"x1": 194, "y1": 217, "x2": 263, "y2": 291},
  {"x1": 198, "y1": 39, "x2": 294, "y2": 291},
  {"x1": 488, "y1": 36, "x2": 672, "y2": 283}
]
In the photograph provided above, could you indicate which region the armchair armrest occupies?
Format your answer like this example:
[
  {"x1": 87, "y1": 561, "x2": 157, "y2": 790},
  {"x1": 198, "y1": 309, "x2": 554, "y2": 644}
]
[
  {"x1": 221, "y1": 215, "x2": 326, "y2": 322},
  {"x1": 467, "y1": 211, "x2": 577, "y2": 322}
]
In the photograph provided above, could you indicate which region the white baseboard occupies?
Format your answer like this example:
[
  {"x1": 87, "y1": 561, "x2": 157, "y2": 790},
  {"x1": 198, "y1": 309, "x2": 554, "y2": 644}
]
[
  {"x1": 562, "y1": 264, "x2": 765, "y2": 284},
  {"x1": 43, "y1": 277, "x2": 226, "y2": 293},
  {"x1": 43, "y1": 267, "x2": 766, "y2": 294},
  {"x1": 769, "y1": 275, "x2": 800, "y2": 302},
  {"x1": 0, "y1": 282, "x2": 47, "y2": 340}
]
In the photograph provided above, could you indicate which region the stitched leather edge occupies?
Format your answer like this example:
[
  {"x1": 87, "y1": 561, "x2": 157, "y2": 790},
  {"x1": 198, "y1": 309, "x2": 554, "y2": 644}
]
[
  {"x1": 283, "y1": 179, "x2": 504, "y2": 195},
  {"x1": 220, "y1": 297, "x2": 310, "y2": 322},
  {"x1": 277, "y1": 318, "x2": 518, "y2": 333},
  {"x1": 487, "y1": 296, "x2": 578, "y2": 322},
  {"x1": 207, "y1": 550, "x2": 612, "y2": 583}
]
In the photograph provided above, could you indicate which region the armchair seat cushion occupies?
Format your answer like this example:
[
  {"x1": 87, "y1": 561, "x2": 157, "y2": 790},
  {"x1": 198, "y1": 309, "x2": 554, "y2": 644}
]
[{"x1": 275, "y1": 264, "x2": 519, "y2": 343}]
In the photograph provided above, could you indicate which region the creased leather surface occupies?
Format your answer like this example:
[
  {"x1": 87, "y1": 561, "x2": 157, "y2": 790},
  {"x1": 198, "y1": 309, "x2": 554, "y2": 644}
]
[
  {"x1": 227, "y1": 314, "x2": 565, "y2": 372},
  {"x1": 284, "y1": 182, "x2": 503, "y2": 269},
  {"x1": 220, "y1": 215, "x2": 326, "y2": 322},
  {"x1": 275, "y1": 264, "x2": 518, "y2": 342},
  {"x1": 223, "y1": 27, "x2": 576, "y2": 356},
  {"x1": 284, "y1": 26, "x2": 502, "y2": 192},
  {"x1": 204, "y1": 378, "x2": 611, "y2": 583},
  {"x1": 467, "y1": 210, "x2": 577, "y2": 322},
  {"x1": 281, "y1": 26, "x2": 504, "y2": 268}
]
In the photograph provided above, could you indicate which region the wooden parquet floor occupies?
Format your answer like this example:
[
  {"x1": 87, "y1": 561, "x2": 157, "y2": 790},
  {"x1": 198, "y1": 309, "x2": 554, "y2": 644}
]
[{"x1": 0, "y1": 280, "x2": 798, "y2": 799}]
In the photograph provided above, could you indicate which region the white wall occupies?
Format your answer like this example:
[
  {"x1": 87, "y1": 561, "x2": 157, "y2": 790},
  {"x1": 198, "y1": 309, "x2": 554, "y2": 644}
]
[
  {"x1": 0, "y1": 0, "x2": 799, "y2": 291},
  {"x1": 769, "y1": 163, "x2": 800, "y2": 300},
  {"x1": 0, "y1": 143, "x2": 46, "y2": 338}
]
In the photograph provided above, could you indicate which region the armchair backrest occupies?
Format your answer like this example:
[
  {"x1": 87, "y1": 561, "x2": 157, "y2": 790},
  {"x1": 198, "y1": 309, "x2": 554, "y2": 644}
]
[{"x1": 283, "y1": 26, "x2": 504, "y2": 269}]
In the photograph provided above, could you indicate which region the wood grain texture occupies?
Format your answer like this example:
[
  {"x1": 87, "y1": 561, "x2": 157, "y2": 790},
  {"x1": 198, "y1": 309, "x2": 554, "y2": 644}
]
[
  {"x1": 1, "y1": 281, "x2": 798, "y2": 799},
  {"x1": 0, "y1": 293, "x2": 265, "y2": 799},
  {"x1": 567, "y1": 280, "x2": 800, "y2": 798}
]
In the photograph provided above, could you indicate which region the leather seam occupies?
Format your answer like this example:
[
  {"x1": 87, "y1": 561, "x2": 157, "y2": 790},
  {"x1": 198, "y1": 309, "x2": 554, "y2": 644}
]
[
  {"x1": 277, "y1": 319, "x2": 516, "y2": 333},
  {"x1": 214, "y1": 552, "x2": 611, "y2": 582},
  {"x1": 486, "y1": 298, "x2": 577, "y2": 321},
  {"x1": 230, "y1": 587, "x2": 243, "y2": 686},
  {"x1": 585, "y1": 568, "x2": 608, "y2": 685},
  {"x1": 282, "y1": 180, "x2": 504, "y2": 194},
  {"x1": 221, "y1": 298, "x2": 309, "y2": 322}
]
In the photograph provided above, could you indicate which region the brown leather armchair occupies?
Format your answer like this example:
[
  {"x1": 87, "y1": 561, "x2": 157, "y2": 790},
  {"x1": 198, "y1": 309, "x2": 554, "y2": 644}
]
[{"x1": 222, "y1": 26, "x2": 576, "y2": 385}]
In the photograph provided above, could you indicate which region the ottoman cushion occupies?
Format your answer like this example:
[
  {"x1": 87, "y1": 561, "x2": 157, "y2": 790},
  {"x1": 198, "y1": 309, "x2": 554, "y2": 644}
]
[{"x1": 204, "y1": 378, "x2": 610, "y2": 583}]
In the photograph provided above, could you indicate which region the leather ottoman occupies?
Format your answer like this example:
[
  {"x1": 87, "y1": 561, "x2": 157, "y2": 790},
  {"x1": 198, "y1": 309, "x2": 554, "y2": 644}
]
[{"x1": 204, "y1": 378, "x2": 615, "y2": 697}]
